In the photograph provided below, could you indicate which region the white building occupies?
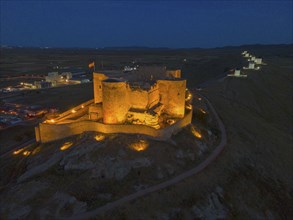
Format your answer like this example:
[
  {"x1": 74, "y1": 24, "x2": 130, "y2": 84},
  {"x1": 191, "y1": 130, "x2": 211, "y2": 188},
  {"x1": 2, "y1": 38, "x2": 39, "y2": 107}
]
[
  {"x1": 243, "y1": 62, "x2": 260, "y2": 70},
  {"x1": 227, "y1": 68, "x2": 247, "y2": 78},
  {"x1": 61, "y1": 72, "x2": 72, "y2": 80},
  {"x1": 242, "y1": 51, "x2": 248, "y2": 55},
  {"x1": 124, "y1": 66, "x2": 137, "y2": 72},
  {"x1": 234, "y1": 69, "x2": 241, "y2": 76},
  {"x1": 45, "y1": 72, "x2": 62, "y2": 86},
  {"x1": 255, "y1": 58, "x2": 263, "y2": 64},
  {"x1": 248, "y1": 62, "x2": 255, "y2": 69}
]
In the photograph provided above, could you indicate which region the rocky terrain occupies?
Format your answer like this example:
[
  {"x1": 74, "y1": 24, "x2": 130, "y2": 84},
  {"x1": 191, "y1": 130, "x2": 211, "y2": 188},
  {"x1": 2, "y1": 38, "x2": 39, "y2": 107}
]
[{"x1": 0, "y1": 109, "x2": 217, "y2": 219}]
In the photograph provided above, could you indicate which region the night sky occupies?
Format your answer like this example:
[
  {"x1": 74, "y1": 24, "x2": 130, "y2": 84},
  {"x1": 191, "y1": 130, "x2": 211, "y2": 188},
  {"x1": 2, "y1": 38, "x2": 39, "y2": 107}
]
[{"x1": 1, "y1": 1, "x2": 292, "y2": 48}]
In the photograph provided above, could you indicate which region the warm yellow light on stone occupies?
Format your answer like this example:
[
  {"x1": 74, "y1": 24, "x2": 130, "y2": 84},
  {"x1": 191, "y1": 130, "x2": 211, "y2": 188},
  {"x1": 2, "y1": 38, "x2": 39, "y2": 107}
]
[
  {"x1": 32, "y1": 146, "x2": 41, "y2": 155},
  {"x1": 167, "y1": 119, "x2": 175, "y2": 125},
  {"x1": 191, "y1": 126, "x2": 202, "y2": 139},
  {"x1": 13, "y1": 148, "x2": 24, "y2": 155},
  {"x1": 129, "y1": 140, "x2": 149, "y2": 151},
  {"x1": 50, "y1": 119, "x2": 55, "y2": 123},
  {"x1": 186, "y1": 92, "x2": 192, "y2": 102},
  {"x1": 94, "y1": 134, "x2": 105, "y2": 141},
  {"x1": 81, "y1": 105, "x2": 84, "y2": 109},
  {"x1": 71, "y1": 109, "x2": 76, "y2": 113},
  {"x1": 22, "y1": 151, "x2": 31, "y2": 156},
  {"x1": 199, "y1": 108, "x2": 206, "y2": 114},
  {"x1": 60, "y1": 142, "x2": 73, "y2": 151},
  {"x1": 186, "y1": 104, "x2": 192, "y2": 110}
]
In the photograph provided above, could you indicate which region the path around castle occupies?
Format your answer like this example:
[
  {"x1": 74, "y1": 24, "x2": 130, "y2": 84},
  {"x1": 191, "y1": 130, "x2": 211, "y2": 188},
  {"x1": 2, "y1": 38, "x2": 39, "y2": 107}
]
[{"x1": 66, "y1": 94, "x2": 227, "y2": 220}]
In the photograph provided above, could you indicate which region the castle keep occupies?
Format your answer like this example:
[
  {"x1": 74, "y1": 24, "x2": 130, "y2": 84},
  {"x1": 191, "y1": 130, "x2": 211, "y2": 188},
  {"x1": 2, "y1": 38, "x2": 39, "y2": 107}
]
[{"x1": 35, "y1": 67, "x2": 193, "y2": 143}]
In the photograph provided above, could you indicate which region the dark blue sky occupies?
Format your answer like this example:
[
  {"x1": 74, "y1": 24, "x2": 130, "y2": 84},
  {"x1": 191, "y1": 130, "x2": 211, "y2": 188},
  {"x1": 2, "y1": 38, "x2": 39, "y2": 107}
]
[{"x1": 1, "y1": 1, "x2": 292, "y2": 48}]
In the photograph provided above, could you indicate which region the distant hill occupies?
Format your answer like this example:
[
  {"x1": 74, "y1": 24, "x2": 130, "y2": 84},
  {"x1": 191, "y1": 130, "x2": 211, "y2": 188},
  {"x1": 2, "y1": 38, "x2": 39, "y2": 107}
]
[{"x1": 1, "y1": 43, "x2": 292, "y2": 51}]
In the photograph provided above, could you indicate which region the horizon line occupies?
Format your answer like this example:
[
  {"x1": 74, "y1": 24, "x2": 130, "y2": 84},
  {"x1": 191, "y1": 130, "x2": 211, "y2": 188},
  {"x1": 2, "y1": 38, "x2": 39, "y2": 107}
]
[{"x1": 1, "y1": 43, "x2": 292, "y2": 50}]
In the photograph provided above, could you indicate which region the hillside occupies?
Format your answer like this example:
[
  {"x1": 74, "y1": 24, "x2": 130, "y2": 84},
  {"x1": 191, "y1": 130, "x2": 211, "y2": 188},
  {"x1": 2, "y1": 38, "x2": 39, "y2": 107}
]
[
  {"x1": 0, "y1": 45, "x2": 292, "y2": 219},
  {"x1": 99, "y1": 53, "x2": 293, "y2": 219}
]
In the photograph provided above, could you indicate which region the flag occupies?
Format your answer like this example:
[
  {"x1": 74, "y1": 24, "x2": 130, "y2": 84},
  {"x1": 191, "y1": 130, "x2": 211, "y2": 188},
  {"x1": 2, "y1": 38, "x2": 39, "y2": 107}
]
[{"x1": 88, "y1": 62, "x2": 95, "y2": 68}]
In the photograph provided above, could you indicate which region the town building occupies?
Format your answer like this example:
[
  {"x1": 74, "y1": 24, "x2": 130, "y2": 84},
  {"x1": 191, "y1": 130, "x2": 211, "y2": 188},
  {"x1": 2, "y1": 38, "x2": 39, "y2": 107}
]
[
  {"x1": 227, "y1": 68, "x2": 247, "y2": 78},
  {"x1": 34, "y1": 81, "x2": 52, "y2": 89},
  {"x1": 45, "y1": 72, "x2": 62, "y2": 86},
  {"x1": 254, "y1": 58, "x2": 263, "y2": 65}
]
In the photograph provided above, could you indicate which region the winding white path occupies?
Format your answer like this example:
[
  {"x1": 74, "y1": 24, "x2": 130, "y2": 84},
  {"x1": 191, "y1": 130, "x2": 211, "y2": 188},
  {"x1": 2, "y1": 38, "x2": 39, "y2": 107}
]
[{"x1": 62, "y1": 94, "x2": 227, "y2": 220}]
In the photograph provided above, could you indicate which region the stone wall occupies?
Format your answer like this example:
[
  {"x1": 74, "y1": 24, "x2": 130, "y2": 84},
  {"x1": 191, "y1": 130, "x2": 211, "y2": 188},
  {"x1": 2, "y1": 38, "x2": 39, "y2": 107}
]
[
  {"x1": 128, "y1": 83, "x2": 160, "y2": 110},
  {"x1": 53, "y1": 99, "x2": 94, "y2": 122},
  {"x1": 102, "y1": 79, "x2": 130, "y2": 124},
  {"x1": 157, "y1": 79, "x2": 186, "y2": 118},
  {"x1": 35, "y1": 110, "x2": 192, "y2": 143},
  {"x1": 93, "y1": 73, "x2": 108, "y2": 104},
  {"x1": 128, "y1": 89, "x2": 148, "y2": 110},
  {"x1": 148, "y1": 84, "x2": 160, "y2": 109},
  {"x1": 88, "y1": 103, "x2": 103, "y2": 120}
]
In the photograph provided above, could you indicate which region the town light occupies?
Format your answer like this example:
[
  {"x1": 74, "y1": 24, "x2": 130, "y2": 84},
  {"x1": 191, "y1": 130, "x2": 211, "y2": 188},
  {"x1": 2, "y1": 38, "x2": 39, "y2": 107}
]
[{"x1": 71, "y1": 109, "x2": 76, "y2": 113}]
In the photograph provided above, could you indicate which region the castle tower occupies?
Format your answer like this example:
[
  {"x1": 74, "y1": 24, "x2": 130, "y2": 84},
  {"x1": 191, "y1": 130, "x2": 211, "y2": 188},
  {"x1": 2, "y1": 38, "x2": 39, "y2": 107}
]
[
  {"x1": 165, "y1": 69, "x2": 181, "y2": 78},
  {"x1": 102, "y1": 78, "x2": 129, "y2": 124},
  {"x1": 93, "y1": 73, "x2": 108, "y2": 103},
  {"x1": 157, "y1": 79, "x2": 186, "y2": 118}
]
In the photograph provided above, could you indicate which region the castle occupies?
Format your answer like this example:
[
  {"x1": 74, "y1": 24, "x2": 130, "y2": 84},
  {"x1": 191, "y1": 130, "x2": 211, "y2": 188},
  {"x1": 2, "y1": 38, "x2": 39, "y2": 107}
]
[{"x1": 35, "y1": 67, "x2": 193, "y2": 143}]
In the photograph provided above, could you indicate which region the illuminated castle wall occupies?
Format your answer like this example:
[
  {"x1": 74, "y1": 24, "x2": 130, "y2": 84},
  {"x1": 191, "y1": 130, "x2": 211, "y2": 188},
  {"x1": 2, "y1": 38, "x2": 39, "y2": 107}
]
[
  {"x1": 90, "y1": 71, "x2": 187, "y2": 127},
  {"x1": 157, "y1": 79, "x2": 186, "y2": 118},
  {"x1": 102, "y1": 79, "x2": 129, "y2": 124},
  {"x1": 35, "y1": 68, "x2": 192, "y2": 143}
]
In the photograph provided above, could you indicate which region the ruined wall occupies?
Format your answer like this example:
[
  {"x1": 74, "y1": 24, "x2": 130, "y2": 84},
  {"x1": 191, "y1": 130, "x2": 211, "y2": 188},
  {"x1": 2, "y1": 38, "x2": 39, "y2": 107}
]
[
  {"x1": 166, "y1": 69, "x2": 181, "y2": 78},
  {"x1": 102, "y1": 79, "x2": 129, "y2": 124},
  {"x1": 127, "y1": 111, "x2": 146, "y2": 124},
  {"x1": 93, "y1": 73, "x2": 108, "y2": 104},
  {"x1": 148, "y1": 84, "x2": 160, "y2": 109},
  {"x1": 128, "y1": 89, "x2": 148, "y2": 110},
  {"x1": 128, "y1": 84, "x2": 160, "y2": 110},
  {"x1": 35, "y1": 110, "x2": 192, "y2": 143},
  {"x1": 88, "y1": 103, "x2": 103, "y2": 120},
  {"x1": 158, "y1": 79, "x2": 186, "y2": 118}
]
